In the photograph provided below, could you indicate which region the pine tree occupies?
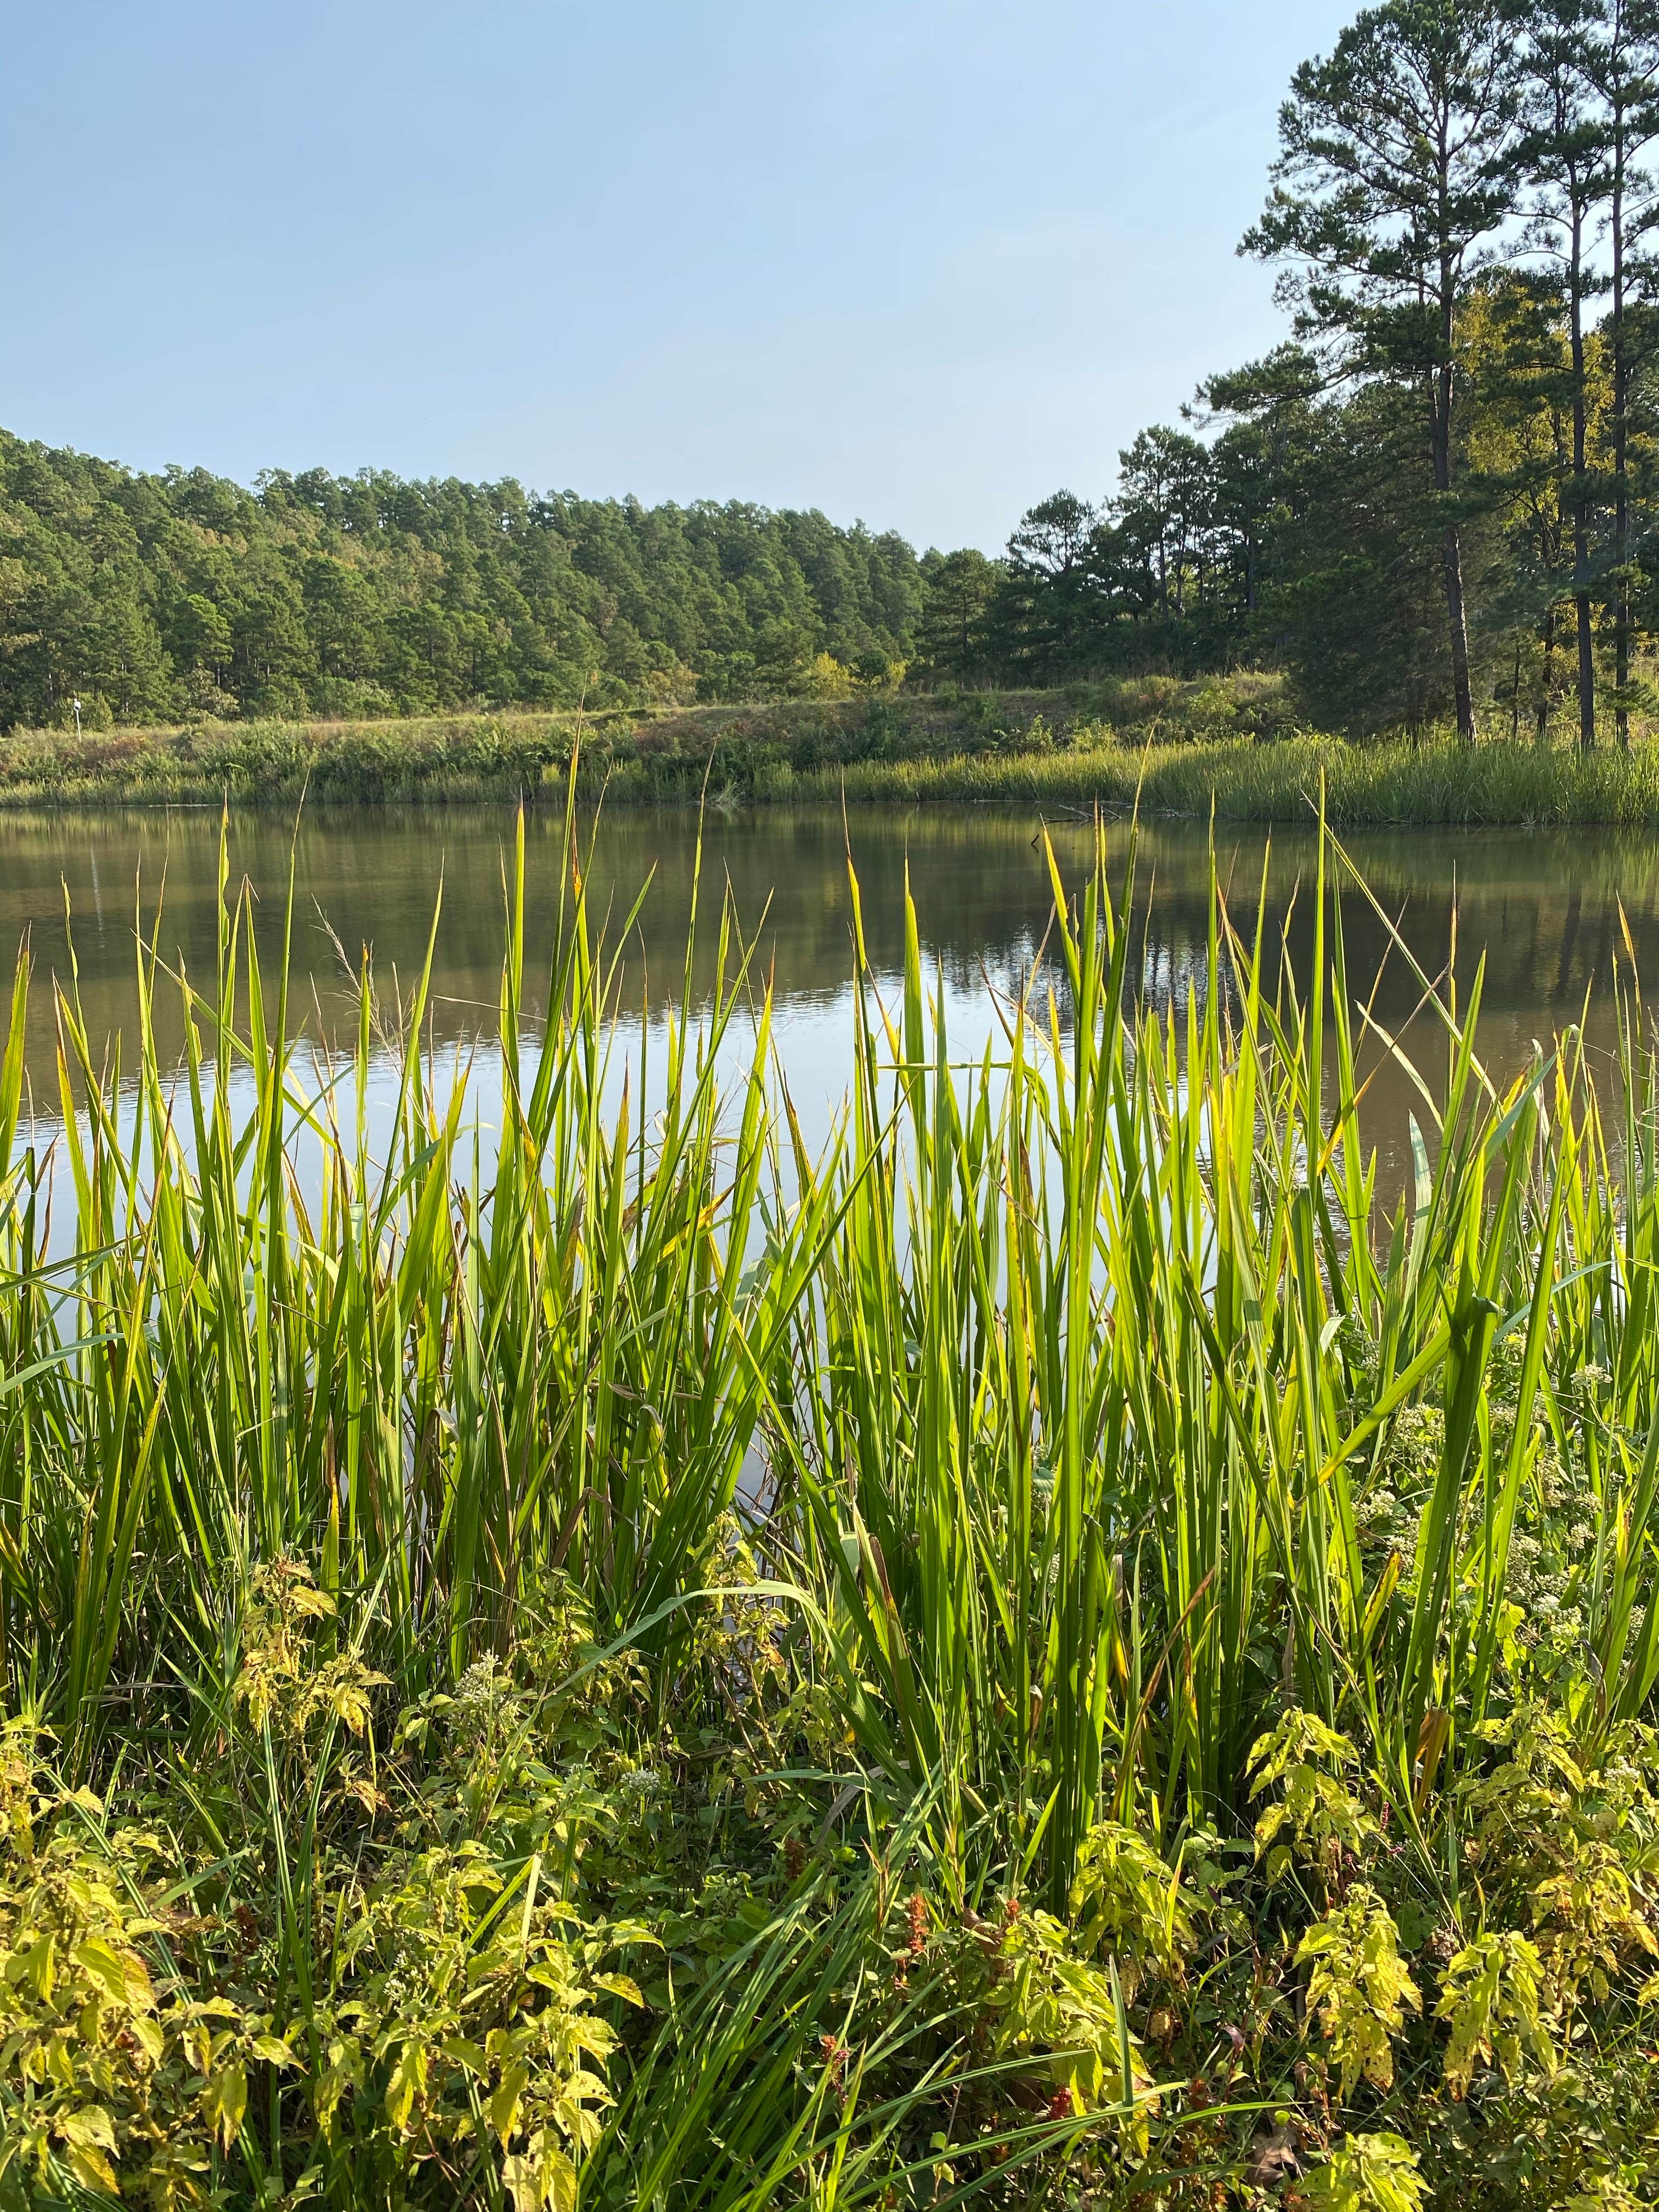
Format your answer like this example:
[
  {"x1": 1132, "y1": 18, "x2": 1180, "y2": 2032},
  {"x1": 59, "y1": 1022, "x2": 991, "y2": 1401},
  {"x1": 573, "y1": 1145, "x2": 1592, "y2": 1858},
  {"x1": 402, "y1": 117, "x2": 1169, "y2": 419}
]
[{"x1": 1245, "y1": 0, "x2": 1522, "y2": 743}]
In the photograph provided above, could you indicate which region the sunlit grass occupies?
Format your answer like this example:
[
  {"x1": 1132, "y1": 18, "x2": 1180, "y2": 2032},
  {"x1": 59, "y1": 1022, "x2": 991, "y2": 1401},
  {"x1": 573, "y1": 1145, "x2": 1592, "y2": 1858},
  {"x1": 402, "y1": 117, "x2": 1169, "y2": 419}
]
[
  {"x1": 13, "y1": 680, "x2": 1659, "y2": 825},
  {"x1": 4, "y1": 791, "x2": 1659, "y2": 2202},
  {"x1": 806, "y1": 727, "x2": 1659, "y2": 823}
]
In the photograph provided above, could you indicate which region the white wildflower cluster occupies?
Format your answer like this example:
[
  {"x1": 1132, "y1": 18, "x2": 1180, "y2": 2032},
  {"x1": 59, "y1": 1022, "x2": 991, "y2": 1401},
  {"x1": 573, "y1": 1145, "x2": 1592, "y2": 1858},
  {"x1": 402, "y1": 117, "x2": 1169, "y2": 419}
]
[
  {"x1": 1497, "y1": 1398, "x2": 1600, "y2": 1661},
  {"x1": 1336, "y1": 1314, "x2": 1381, "y2": 1390},
  {"x1": 445, "y1": 1651, "x2": 518, "y2": 1748},
  {"x1": 1568, "y1": 1362, "x2": 1613, "y2": 1405},
  {"x1": 455, "y1": 1652, "x2": 502, "y2": 1706},
  {"x1": 1355, "y1": 1406, "x2": 1446, "y2": 1578},
  {"x1": 1355, "y1": 1482, "x2": 1419, "y2": 1576}
]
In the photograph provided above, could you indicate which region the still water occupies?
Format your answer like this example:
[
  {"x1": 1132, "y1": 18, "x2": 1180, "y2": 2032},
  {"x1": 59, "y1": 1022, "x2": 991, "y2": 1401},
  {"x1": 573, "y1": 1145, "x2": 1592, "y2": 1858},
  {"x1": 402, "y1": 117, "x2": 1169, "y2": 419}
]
[{"x1": 0, "y1": 802, "x2": 1647, "y2": 1189}]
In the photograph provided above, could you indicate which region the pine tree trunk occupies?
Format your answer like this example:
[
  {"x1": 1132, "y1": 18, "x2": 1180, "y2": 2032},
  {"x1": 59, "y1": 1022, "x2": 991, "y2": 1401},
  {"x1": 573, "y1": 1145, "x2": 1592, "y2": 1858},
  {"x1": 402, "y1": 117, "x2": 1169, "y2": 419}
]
[
  {"x1": 1511, "y1": 637, "x2": 1522, "y2": 743},
  {"x1": 1537, "y1": 604, "x2": 1556, "y2": 744},
  {"x1": 1432, "y1": 307, "x2": 1477, "y2": 745},
  {"x1": 1613, "y1": 109, "x2": 1632, "y2": 751},
  {"x1": 1445, "y1": 527, "x2": 1477, "y2": 744},
  {"x1": 1575, "y1": 588, "x2": 1596, "y2": 752},
  {"x1": 1571, "y1": 205, "x2": 1596, "y2": 753}
]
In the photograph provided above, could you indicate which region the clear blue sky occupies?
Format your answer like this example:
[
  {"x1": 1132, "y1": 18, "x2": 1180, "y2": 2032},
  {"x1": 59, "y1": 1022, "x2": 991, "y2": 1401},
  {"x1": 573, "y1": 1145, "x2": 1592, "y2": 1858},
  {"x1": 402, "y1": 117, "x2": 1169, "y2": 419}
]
[{"x1": 4, "y1": 1, "x2": 1352, "y2": 552}]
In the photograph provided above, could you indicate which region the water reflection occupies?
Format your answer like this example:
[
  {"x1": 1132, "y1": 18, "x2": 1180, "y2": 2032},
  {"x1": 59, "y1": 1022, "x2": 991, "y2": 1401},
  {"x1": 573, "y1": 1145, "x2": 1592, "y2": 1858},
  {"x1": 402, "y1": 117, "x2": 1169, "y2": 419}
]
[{"x1": 0, "y1": 802, "x2": 1650, "y2": 1188}]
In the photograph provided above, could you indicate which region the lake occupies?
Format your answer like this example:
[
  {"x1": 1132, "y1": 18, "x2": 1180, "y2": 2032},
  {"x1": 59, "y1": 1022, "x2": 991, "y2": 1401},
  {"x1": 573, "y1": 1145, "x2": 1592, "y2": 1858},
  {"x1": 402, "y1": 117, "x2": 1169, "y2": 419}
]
[{"x1": 0, "y1": 802, "x2": 1647, "y2": 1188}]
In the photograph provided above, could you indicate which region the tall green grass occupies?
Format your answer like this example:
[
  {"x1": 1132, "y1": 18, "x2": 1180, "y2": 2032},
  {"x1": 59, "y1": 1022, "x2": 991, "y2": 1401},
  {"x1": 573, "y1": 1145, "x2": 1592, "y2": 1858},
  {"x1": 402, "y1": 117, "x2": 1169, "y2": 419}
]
[
  {"x1": 4, "y1": 796, "x2": 1659, "y2": 2202},
  {"x1": 809, "y1": 727, "x2": 1659, "y2": 823},
  {"x1": 0, "y1": 678, "x2": 1288, "y2": 810},
  {"x1": 16, "y1": 673, "x2": 1659, "y2": 823}
]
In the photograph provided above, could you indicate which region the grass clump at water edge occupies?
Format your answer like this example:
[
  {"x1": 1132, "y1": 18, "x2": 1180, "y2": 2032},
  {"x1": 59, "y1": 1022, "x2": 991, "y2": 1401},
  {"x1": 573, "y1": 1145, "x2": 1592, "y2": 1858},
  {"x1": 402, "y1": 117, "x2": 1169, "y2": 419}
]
[
  {"x1": 811, "y1": 726, "x2": 1659, "y2": 825},
  {"x1": 2, "y1": 800, "x2": 1659, "y2": 2205}
]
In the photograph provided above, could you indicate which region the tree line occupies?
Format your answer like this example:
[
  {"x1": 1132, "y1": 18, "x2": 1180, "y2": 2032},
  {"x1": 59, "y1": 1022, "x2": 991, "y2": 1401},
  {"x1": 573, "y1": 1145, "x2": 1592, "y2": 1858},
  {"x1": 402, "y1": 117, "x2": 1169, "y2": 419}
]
[
  {"x1": 0, "y1": 437, "x2": 922, "y2": 730},
  {"x1": 8, "y1": 0, "x2": 1659, "y2": 743},
  {"x1": 939, "y1": 0, "x2": 1659, "y2": 747}
]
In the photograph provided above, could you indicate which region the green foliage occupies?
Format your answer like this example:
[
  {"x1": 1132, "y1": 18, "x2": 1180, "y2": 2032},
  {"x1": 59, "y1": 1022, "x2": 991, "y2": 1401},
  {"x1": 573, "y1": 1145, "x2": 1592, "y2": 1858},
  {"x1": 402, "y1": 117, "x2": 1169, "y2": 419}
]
[
  {"x1": 3, "y1": 816, "x2": 1659, "y2": 2200},
  {"x1": 0, "y1": 1759, "x2": 326, "y2": 2208},
  {"x1": 986, "y1": 1911, "x2": 1159, "y2": 2132},
  {"x1": 1296, "y1": 2131, "x2": 1429, "y2": 2212},
  {"x1": 947, "y1": 1900, "x2": 1155, "y2": 2134},
  {"x1": 1250, "y1": 1712, "x2": 1380, "y2": 1889},
  {"x1": 0, "y1": 676, "x2": 1307, "y2": 811},
  {"x1": 799, "y1": 719, "x2": 1659, "y2": 822},
  {"x1": 1435, "y1": 1930, "x2": 1551, "y2": 2098},
  {"x1": 1296, "y1": 1889, "x2": 1421, "y2": 2099},
  {"x1": 1066, "y1": 1820, "x2": 1194, "y2": 1987},
  {"x1": 233, "y1": 1556, "x2": 388, "y2": 1744},
  {"x1": 0, "y1": 432, "x2": 923, "y2": 729}
]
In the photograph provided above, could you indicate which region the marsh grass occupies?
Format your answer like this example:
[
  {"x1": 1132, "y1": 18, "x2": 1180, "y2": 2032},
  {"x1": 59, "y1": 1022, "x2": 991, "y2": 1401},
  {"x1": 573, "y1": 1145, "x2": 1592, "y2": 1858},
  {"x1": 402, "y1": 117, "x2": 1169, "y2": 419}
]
[
  {"x1": 805, "y1": 727, "x2": 1659, "y2": 823},
  {"x1": 14, "y1": 676, "x2": 1659, "y2": 826},
  {"x1": 4, "y1": 790, "x2": 1659, "y2": 2204},
  {"x1": 0, "y1": 677, "x2": 1280, "y2": 810}
]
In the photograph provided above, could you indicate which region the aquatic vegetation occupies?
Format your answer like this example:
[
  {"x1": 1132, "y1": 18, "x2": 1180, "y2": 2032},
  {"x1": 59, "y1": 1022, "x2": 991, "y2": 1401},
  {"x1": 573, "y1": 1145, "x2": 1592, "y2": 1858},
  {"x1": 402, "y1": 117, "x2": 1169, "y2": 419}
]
[
  {"x1": 3, "y1": 799, "x2": 1659, "y2": 2204},
  {"x1": 809, "y1": 726, "x2": 1659, "y2": 825}
]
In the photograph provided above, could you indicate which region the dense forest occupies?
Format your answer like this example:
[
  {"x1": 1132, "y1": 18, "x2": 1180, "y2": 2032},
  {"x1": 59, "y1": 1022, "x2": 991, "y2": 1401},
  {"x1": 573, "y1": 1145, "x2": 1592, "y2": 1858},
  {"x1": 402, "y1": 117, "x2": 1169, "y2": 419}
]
[
  {"x1": 0, "y1": 439, "x2": 923, "y2": 729},
  {"x1": 8, "y1": 0, "x2": 1659, "y2": 747}
]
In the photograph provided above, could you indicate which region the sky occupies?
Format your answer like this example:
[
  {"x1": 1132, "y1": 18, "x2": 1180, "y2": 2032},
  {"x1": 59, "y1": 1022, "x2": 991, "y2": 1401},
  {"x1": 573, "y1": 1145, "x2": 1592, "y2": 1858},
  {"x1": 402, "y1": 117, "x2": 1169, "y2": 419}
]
[{"x1": 3, "y1": 1, "x2": 1355, "y2": 552}]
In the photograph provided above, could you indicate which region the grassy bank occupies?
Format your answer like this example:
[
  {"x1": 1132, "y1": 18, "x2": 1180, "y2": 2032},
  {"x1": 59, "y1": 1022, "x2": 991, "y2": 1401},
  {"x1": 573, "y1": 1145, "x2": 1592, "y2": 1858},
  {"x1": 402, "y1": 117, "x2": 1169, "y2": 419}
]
[
  {"x1": 3, "y1": 813, "x2": 1658, "y2": 2205},
  {"x1": 12, "y1": 676, "x2": 1659, "y2": 824},
  {"x1": 0, "y1": 675, "x2": 1290, "y2": 808},
  {"x1": 810, "y1": 727, "x2": 1659, "y2": 826}
]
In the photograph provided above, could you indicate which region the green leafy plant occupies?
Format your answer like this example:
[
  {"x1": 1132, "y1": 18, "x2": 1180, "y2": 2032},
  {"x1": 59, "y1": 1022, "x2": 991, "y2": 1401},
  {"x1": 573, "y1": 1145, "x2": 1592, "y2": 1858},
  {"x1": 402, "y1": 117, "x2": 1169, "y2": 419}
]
[
  {"x1": 1250, "y1": 1713, "x2": 1380, "y2": 1891},
  {"x1": 1296, "y1": 1887, "x2": 1420, "y2": 2098},
  {"x1": 1294, "y1": 2131, "x2": 1428, "y2": 2212},
  {"x1": 1435, "y1": 1929, "x2": 1551, "y2": 2098},
  {"x1": 3, "y1": 815, "x2": 1659, "y2": 2201}
]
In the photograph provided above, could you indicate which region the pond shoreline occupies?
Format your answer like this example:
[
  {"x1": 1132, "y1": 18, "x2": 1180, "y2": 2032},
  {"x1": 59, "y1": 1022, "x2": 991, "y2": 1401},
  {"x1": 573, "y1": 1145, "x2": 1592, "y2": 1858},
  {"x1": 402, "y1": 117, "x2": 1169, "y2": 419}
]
[
  {"x1": 5, "y1": 681, "x2": 1659, "y2": 823},
  {"x1": 7, "y1": 825, "x2": 1658, "y2": 2205}
]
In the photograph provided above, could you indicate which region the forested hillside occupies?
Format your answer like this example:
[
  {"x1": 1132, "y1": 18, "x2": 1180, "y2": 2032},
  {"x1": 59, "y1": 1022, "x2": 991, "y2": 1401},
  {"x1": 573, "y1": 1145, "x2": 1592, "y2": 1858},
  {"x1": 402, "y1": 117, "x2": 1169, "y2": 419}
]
[{"x1": 0, "y1": 433, "x2": 922, "y2": 728}]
